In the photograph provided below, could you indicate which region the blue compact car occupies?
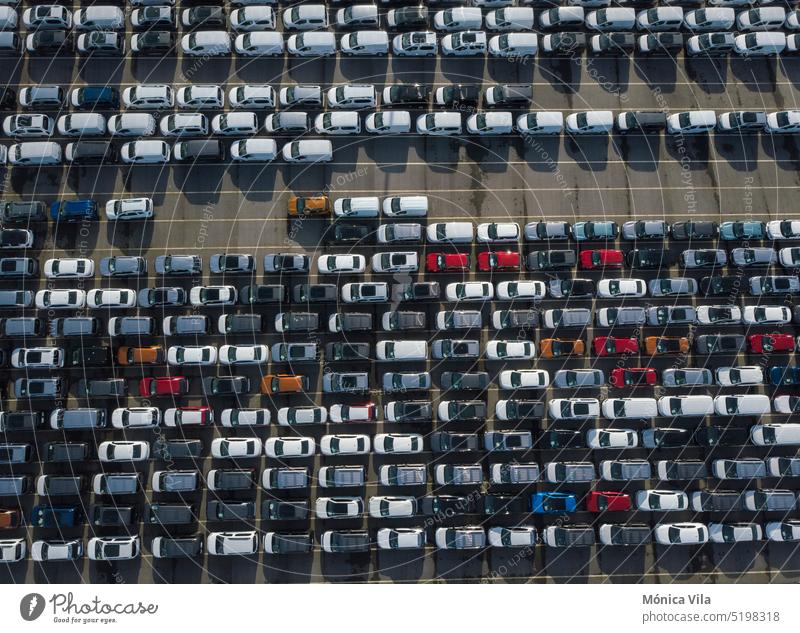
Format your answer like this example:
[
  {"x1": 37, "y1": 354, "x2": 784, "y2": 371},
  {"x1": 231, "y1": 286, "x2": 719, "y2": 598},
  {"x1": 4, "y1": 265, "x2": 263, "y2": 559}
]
[
  {"x1": 50, "y1": 199, "x2": 98, "y2": 223},
  {"x1": 769, "y1": 366, "x2": 800, "y2": 386},
  {"x1": 719, "y1": 220, "x2": 765, "y2": 241},
  {"x1": 531, "y1": 492, "x2": 577, "y2": 514}
]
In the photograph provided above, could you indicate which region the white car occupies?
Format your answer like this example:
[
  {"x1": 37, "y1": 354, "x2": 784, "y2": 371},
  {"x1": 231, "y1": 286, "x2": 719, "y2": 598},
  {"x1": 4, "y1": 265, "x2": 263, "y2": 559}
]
[
  {"x1": 219, "y1": 344, "x2": 268, "y2": 366},
  {"x1": 586, "y1": 428, "x2": 639, "y2": 449},
  {"x1": 315, "y1": 497, "x2": 363, "y2": 519},
  {"x1": 597, "y1": 278, "x2": 646, "y2": 298},
  {"x1": 167, "y1": 345, "x2": 218, "y2": 366},
  {"x1": 329, "y1": 404, "x2": 374, "y2": 423},
  {"x1": 767, "y1": 111, "x2": 800, "y2": 134},
  {"x1": 341, "y1": 282, "x2": 389, "y2": 303},
  {"x1": 486, "y1": 341, "x2": 536, "y2": 361},
  {"x1": 3, "y1": 113, "x2": 54, "y2": 137},
  {"x1": 466, "y1": 112, "x2": 513, "y2": 135},
  {"x1": 235, "y1": 31, "x2": 284, "y2": 55},
  {"x1": 601, "y1": 398, "x2": 658, "y2": 419},
  {"x1": 667, "y1": 110, "x2": 717, "y2": 134},
  {"x1": 416, "y1": 112, "x2": 462, "y2": 135},
  {"x1": 696, "y1": 305, "x2": 742, "y2": 325},
  {"x1": 35, "y1": 289, "x2": 86, "y2": 310},
  {"x1": 636, "y1": 490, "x2": 688, "y2": 511},
  {"x1": 189, "y1": 285, "x2": 237, "y2": 306},
  {"x1": 176, "y1": 85, "x2": 224, "y2": 109},
  {"x1": 376, "y1": 340, "x2": 427, "y2": 361},
  {"x1": 211, "y1": 112, "x2": 258, "y2": 136},
  {"x1": 317, "y1": 254, "x2": 366, "y2": 274},
  {"x1": 565, "y1": 111, "x2": 614, "y2": 134},
  {"x1": 488, "y1": 526, "x2": 537, "y2": 548},
  {"x1": 433, "y1": 7, "x2": 482, "y2": 31},
  {"x1": 683, "y1": 7, "x2": 735, "y2": 31},
  {"x1": 111, "y1": 407, "x2": 161, "y2": 429},
  {"x1": 371, "y1": 252, "x2": 419, "y2": 273},
  {"x1": 547, "y1": 398, "x2": 600, "y2": 420},
  {"x1": 31, "y1": 539, "x2": 83, "y2": 562},
  {"x1": 320, "y1": 434, "x2": 371, "y2": 456},
  {"x1": 277, "y1": 406, "x2": 327, "y2": 426},
  {"x1": 441, "y1": 30, "x2": 487, "y2": 55},
  {"x1": 163, "y1": 408, "x2": 209, "y2": 427},
  {"x1": 314, "y1": 111, "x2": 361, "y2": 135},
  {"x1": 43, "y1": 258, "x2": 94, "y2": 278},
  {"x1": 779, "y1": 247, "x2": 800, "y2": 267},
  {"x1": 496, "y1": 280, "x2": 546, "y2": 300},
  {"x1": 498, "y1": 369, "x2": 549, "y2": 389},
  {"x1": 159, "y1": 113, "x2": 207, "y2": 137},
  {"x1": 105, "y1": 197, "x2": 153, "y2": 221},
  {"x1": 765, "y1": 521, "x2": 800, "y2": 542},
  {"x1": 181, "y1": 31, "x2": 231, "y2": 56},
  {"x1": 708, "y1": 522, "x2": 762, "y2": 543},
  {"x1": 427, "y1": 222, "x2": 473, "y2": 243},
  {"x1": 477, "y1": 222, "x2": 519, "y2": 243},
  {"x1": 654, "y1": 523, "x2": 709, "y2": 545},
  {"x1": 767, "y1": 220, "x2": 800, "y2": 240},
  {"x1": 206, "y1": 532, "x2": 258, "y2": 556},
  {"x1": 220, "y1": 408, "x2": 270, "y2": 427},
  {"x1": 445, "y1": 282, "x2": 493, "y2": 302},
  {"x1": 586, "y1": 7, "x2": 636, "y2": 30},
  {"x1": 107, "y1": 113, "x2": 157, "y2": 137},
  {"x1": 23, "y1": 5, "x2": 72, "y2": 29},
  {"x1": 264, "y1": 437, "x2": 315, "y2": 459},
  {"x1": 98, "y1": 441, "x2": 150, "y2": 463},
  {"x1": 369, "y1": 496, "x2": 417, "y2": 518},
  {"x1": 211, "y1": 438, "x2": 261, "y2": 459},
  {"x1": 393, "y1": 31, "x2": 438, "y2": 56},
  {"x1": 486, "y1": 7, "x2": 535, "y2": 31},
  {"x1": 282, "y1": 4, "x2": 327, "y2": 30},
  {"x1": 374, "y1": 433, "x2": 423, "y2": 454},
  {"x1": 122, "y1": 84, "x2": 174, "y2": 109},
  {"x1": 365, "y1": 111, "x2": 412, "y2": 134},
  {"x1": 742, "y1": 305, "x2": 791, "y2": 325},
  {"x1": 120, "y1": 140, "x2": 170, "y2": 164},
  {"x1": 231, "y1": 138, "x2": 277, "y2": 162},
  {"x1": 715, "y1": 366, "x2": 763, "y2": 386},
  {"x1": 774, "y1": 396, "x2": 800, "y2": 414},
  {"x1": 87, "y1": 288, "x2": 136, "y2": 308},
  {"x1": 87, "y1": 536, "x2": 140, "y2": 561},
  {"x1": 230, "y1": 6, "x2": 275, "y2": 31},
  {"x1": 229, "y1": 85, "x2": 274, "y2": 109},
  {"x1": 489, "y1": 32, "x2": 538, "y2": 56},
  {"x1": 11, "y1": 347, "x2": 64, "y2": 369},
  {"x1": 326, "y1": 84, "x2": 375, "y2": 109}
]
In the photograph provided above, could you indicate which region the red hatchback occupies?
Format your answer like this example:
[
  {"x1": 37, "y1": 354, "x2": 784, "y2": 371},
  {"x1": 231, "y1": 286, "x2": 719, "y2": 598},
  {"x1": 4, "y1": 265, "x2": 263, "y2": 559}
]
[
  {"x1": 579, "y1": 249, "x2": 623, "y2": 270},
  {"x1": 139, "y1": 376, "x2": 189, "y2": 397},
  {"x1": 426, "y1": 252, "x2": 469, "y2": 272},
  {"x1": 610, "y1": 367, "x2": 657, "y2": 387},
  {"x1": 748, "y1": 333, "x2": 795, "y2": 353},
  {"x1": 594, "y1": 336, "x2": 639, "y2": 356},
  {"x1": 477, "y1": 251, "x2": 520, "y2": 272},
  {"x1": 586, "y1": 491, "x2": 632, "y2": 512}
]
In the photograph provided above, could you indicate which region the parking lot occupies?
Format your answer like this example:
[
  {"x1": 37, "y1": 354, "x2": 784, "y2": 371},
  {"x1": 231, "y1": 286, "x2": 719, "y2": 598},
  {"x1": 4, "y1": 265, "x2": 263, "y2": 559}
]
[{"x1": 3, "y1": 9, "x2": 800, "y2": 584}]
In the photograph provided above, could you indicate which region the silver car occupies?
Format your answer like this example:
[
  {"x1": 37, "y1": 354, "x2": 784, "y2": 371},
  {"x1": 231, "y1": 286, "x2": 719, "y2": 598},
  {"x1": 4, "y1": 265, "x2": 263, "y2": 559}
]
[
  {"x1": 730, "y1": 247, "x2": 776, "y2": 267},
  {"x1": 661, "y1": 368, "x2": 713, "y2": 387},
  {"x1": 601, "y1": 459, "x2": 653, "y2": 481},
  {"x1": 646, "y1": 305, "x2": 696, "y2": 326},
  {"x1": 553, "y1": 369, "x2": 604, "y2": 389},
  {"x1": 543, "y1": 308, "x2": 591, "y2": 328},
  {"x1": 431, "y1": 339, "x2": 480, "y2": 360},
  {"x1": 437, "y1": 310, "x2": 482, "y2": 330},
  {"x1": 596, "y1": 306, "x2": 646, "y2": 327},
  {"x1": 524, "y1": 221, "x2": 570, "y2": 241},
  {"x1": 622, "y1": 220, "x2": 667, "y2": 240},
  {"x1": 382, "y1": 372, "x2": 431, "y2": 392},
  {"x1": 648, "y1": 277, "x2": 698, "y2": 296}
]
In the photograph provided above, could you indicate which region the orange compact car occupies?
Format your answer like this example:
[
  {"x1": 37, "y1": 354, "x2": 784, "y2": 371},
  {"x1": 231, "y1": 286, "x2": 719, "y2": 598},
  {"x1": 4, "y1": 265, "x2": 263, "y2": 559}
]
[
  {"x1": 645, "y1": 336, "x2": 690, "y2": 355},
  {"x1": 117, "y1": 346, "x2": 165, "y2": 366},
  {"x1": 261, "y1": 374, "x2": 309, "y2": 395},
  {"x1": 288, "y1": 195, "x2": 331, "y2": 217},
  {"x1": 0, "y1": 508, "x2": 21, "y2": 529},
  {"x1": 540, "y1": 338, "x2": 586, "y2": 358}
]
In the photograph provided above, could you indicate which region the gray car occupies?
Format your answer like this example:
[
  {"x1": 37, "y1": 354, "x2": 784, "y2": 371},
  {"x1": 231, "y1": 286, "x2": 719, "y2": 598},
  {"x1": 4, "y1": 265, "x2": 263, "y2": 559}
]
[
  {"x1": 524, "y1": 221, "x2": 570, "y2": 241},
  {"x1": 435, "y1": 464, "x2": 483, "y2": 486},
  {"x1": 0, "y1": 257, "x2": 37, "y2": 278},
  {"x1": 15, "y1": 378, "x2": 62, "y2": 399},
  {"x1": 662, "y1": 368, "x2": 713, "y2": 387},
  {"x1": 602, "y1": 459, "x2": 652, "y2": 481},
  {"x1": 527, "y1": 249, "x2": 576, "y2": 270},
  {"x1": 553, "y1": 369, "x2": 604, "y2": 389},
  {"x1": 680, "y1": 248, "x2": 727, "y2": 268},
  {"x1": 432, "y1": 339, "x2": 480, "y2": 360},
  {"x1": 263, "y1": 253, "x2": 309, "y2": 273},
  {"x1": 77, "y1": 379, "x2": 127, "y2": 398},
  {"x1": 621, "y1": 220, "x2": 667, "y2": 240},
  {"x1": 154, "y1": 254, "x2": 202, "y2": 275},
  {"x1": 596, "y1": 306, "x2": 646, "y2": 327},
  {"x1": 543, "y1": 308, "x2": 591, "y2": 328},
  {"x1": 382, "y1": 372, "x2": 431, "y2": 392},
  {"x1": 695, "y1": 334, "x2": 745, "y2": 354},
  {"x1": 99, "y1": 256, "x2": 146, "y2": 277},
  {"x1": 6, "y1": 318, "x2": 41, "y2": 337},
  {"x1": 329, "y1": 312, "x2": 372, "y2": 332},
  {"x1": 209, "y1": 253, "x2": 255, "y2": 274},
  {"x1": 323, "y1": 372, "x2": 369, "y2": 393},
  {"x1": 437, "y1": 310, "x2": 481, "y2": 330},
  {"x1": 646, "y1": 305, "x2": 697, "y2": 326},
  {"x1": 138, "y1": 286, "x2": 186, "y2": 308},
  {"x1": 271, "y1": 342, "x2": 317, "y2": 363},
  {"x1": 730, "y1": 247, "x2": 776, "y2": 267},
  {"x1": 378, "y1": 223, "x2": 423, "y2": 243},
  {"x1": 658, "y1": 460, "x2": 708, "y2": 481},
  {"x1": 440, "y1": 371, "x2": 489, "y2": 390},
  {"x1": 50, "y1": 317, "x2": 100, "y2": 337},
  {"x1": 383, "y1": 310, "x2": 425, "y2": 331},
  {"x1": 275, "y1": 312, "x2": 318, "y2": 332},
  {"x1": 492, "y1": 309, "x2": 538, "y2": 330},
  {"x1": 648, "y1": 277, "x2": 698, "y2": 296},
  {"x1": 749, "y1": 276, "x2": 800, "y2": 296}
]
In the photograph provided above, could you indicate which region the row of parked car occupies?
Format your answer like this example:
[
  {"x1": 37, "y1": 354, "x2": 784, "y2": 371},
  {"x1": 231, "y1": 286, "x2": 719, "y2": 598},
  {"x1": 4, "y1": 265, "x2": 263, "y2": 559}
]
[{"x1": 4, "y1": 513, "x2": 799, "y2": 562}]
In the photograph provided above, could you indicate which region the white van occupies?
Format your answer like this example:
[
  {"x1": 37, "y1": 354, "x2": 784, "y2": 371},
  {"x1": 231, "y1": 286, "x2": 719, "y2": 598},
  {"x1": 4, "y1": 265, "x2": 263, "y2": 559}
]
[
  {"x1": 334, "y1": 196, "x2": 380, "y2": 218},
  {"x1": 601, "y1": 398, "x2": 658, "y2": 419},
  {"x1": 281, "y1": 139, "x2": 333, "y2": 163},
  {"x1": 56, "y1": 113, "x2": 106, "y2": 137},
  {"x1": 8, "y1": 141, "x2": 61, "y2": 166},
  {"x1": 539, "y1": 6, "x2": 584, "y2": 29},
  {"x1": 0, "y1": 7, "x2": 17, "y2": 30},
  {"x1": 586, "y1": 8, "x2": 636, "y2": 31},
  {"x1": 488, "y1": 33, "x2": 538, "y2": 56},
  {"x1": 734, "y1": 31, "x2": 786, "y2": 56},
  {"x1": 667, "y1": 110, "x2": 716, "y2": 134},
  {"x1": 657, "y1": 395, "x2": 714, "y2": 417},
  {"x1": 234, "y1": 32, "x2": 284, "y2": 56},
  {"x1": 382, "y1": 195, "x2": 428, "y2": 217},
  {"x1": 340, "y1": 30, "x2": 389, "y2": 55},
  {"x1": 516, "y1": 111, "x2": 563, "y2": 134},
  {"x1": 107, "y1": 113, "x2": 157, "y2": 137},
  {"x1": 751, "y1": 423, "x2": 800, "y2": 446},
  {"x1": 230, "y1": 138, "x2": 277, "y2": 162},
  {"x1": 714, "y1": 394, "x2": 770, "y2": 416},
  {"x1": 736, "y1": 7, "x2": 786, "y2": 32},
  {"x1": 287, "y1": 32, "x2": 336, "y2": 56},
  {"x1": 376, "y1": 340, "x2": 428, "y2": 361}
]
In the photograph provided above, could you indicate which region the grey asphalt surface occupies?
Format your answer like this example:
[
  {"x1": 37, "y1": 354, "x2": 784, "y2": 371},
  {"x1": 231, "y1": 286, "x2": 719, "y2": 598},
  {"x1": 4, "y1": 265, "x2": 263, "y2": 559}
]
[{"x1": 1, "y1": 37, "x2": 800, "y2": 584}]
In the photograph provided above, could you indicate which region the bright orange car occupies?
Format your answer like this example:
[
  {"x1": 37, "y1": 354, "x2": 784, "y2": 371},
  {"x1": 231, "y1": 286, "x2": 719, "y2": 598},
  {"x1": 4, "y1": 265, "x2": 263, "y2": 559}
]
[
  {"x1": 540, "y1": 338, "x2": 585, "y2": 358},
  {"x1": 288, "y1": 195, "x2": 330, "y2": 217},
  {"x1": 0, "y1": 508, "x2": 21, "y2": 529},
  {"x1": 260, "y1": 374, "x2": 309, "y2": 395},
  {"x1": 645, "y1": 336, "x2": 690, "y2": 355},
  {"x1": 117, "y1": 346, "x2": 165, "y2": 366}
]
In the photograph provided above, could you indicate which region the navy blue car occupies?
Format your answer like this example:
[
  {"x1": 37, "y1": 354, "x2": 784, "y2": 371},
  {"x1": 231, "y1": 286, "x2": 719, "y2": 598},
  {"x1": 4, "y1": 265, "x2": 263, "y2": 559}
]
[
  {"x1": 31, "y1": 505, "x2": 83, "y2": 528},
  {"x1": 50, "y1": 200, "x2": 98, "y2": 223},
  {"x1": 769, "y1": 366, "x2": 800, "y2": 386}
]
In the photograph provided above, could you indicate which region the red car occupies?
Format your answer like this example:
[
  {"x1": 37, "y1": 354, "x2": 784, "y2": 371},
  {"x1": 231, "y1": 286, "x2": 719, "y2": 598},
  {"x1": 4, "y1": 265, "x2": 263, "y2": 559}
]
[
  {"x1": 594, "y1": 336, "x2": 639, "y2": 356},
  {"x1": 426, "y1": 252, "x2": 469, "y2": 272},
  {"x1": 579, "y1": 249, "x2": 623, "y2": 270},
  {"x1": 748, "y1": 333, "x2": 795, "y2": 353},
  {"x1": 139, "y1": 376, "x2": 189, "y2": 397},
  {"x1": 610, "y1": 367, "x2": 657, "y2": 387},
  {"x1": 586, "y1": 491, "x2": 631, "y2": 512},
  {"x1": 477, "y1": 251, "x2": 520, "y2": 272}
]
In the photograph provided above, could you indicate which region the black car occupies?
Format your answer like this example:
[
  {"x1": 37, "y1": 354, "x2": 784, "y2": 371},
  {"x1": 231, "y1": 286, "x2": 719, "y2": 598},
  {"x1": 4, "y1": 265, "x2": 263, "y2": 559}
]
[
  {"x1": 420, "y1": 495, "x2": 476, "y2": 516},
  {"x1": 485, "y1": 84, "x2": 532, "y2": 107},
  {"x1": 28, "y1": 30, "x2": 70, "y2": 55},
  {"x1": 482, "y1": 494, "x2": 528, "y2": 515},
  {"x1": 545, "y1": 32, "x2": 586, "y2": 55},
  {"x1": 671, "y1": 221, "x2": 718, "y2": 240},
  {"x1": 540, "y1": 429, "x2": 584, "y2": 449},
  {"x1": 327, "y1": 223, "x2": 370, "y2": 245},
  {"x1": 0, "y1": 229, "x2": 33, "y2": 248},
  {"x1": 92, "y1": 505, "x2": 136, "y2": 527},
  {"x1": 643, "y1": 428, "x2": 691, "y2": 448},
  {"x1": 1, "y1": 201, "x2": 47, "y2": 223},
  {"x1": 240, "y1": 284, "x2": 286, "y2": 304},
  {"x1": 384, "y1": 83, "x2": 430, "y2": 106},
  {"x1": 0, "y1": 88, "x2": 15, "y2": 109},
  {"x1": 203, "y1": 376, "x2": 250, "y2": 396},
  {"x1": 695, "y1": 334, "x2": 746, "y2": 354},
  {"x1": 71, "y1": 346, "x2": 109, "y2": 367},
  {"x1": 148, "y1": 503, "x2": 196, "y2": 525},
  {"x1": 626, "y1": 248, "x2": 676, "y2": 269},
  {"x1": 209, "y1": 469, "x2": 254, "y2": 491},
  {"x1": 182, "y1": 5, "x2": 225, "y2": 27},
  {"x1": 324, "y1": 530, "x2": 369, "y2": 553},
  {"x1": 45, "y1": 442, "x2": 88, "y2": 463},
  {"x1": 159, "y1": 439, "x2": 203, "y2": 460},
  {"x1": 206, "y1": 500, "x2": 256, "y2": 522},
  {"x1": 430, "y1": 432, "x2": 480, "y2": 453},
  {"x1": 592, "y1": 32, "x2": 635, "y2": 54},
  {"x1": 551, "y1": 278, "x2": 594, "y2": 297},
  {"x1": 140, "y1": 286, "x2": 186, "y2": 307},
  {"x1": 1, "y1": 410, "x2": 44, "y2": 432},
  {"x1": 435, "y1": 84, "x2": 479, "y2": 107},
  {"x1": 292, "y1": 283, "x2": 337, "y2": 303},
  {"x1": 701, "y1": 275, "x2": 741, "y2": 297},
  {"x1": 325, "y1": 342, "x2": 370, "y2": 362},
  {"x1": 439, "y1": 371, "x2": 489, "y2": 391},
  {"x1": 527, "y1": 249, "x2": 576, "y2": 270},
  {"x1": 262, "y1": 500, "x2": 309, "y2": 521},
  {"x1": 264, "y1": 532, "x2": 312, "y2": 554},
  {"x1": 694, "y1": 426, "x2": 750, "y2": 447},
  {"x1": 153, "y1": 536, "x2": 203, "y2": 559},
  {"x1": 132, "y1": 31, "x2": 175, "y2": 55},
  {"x1": 616, "y1": 111, "x2": 667, "y2": 133},
  {"x1": 388, "y1": 6, "x2": 428, "y2": 29},
  {"x1": 66, "y1": 141, "x2": 116, "y2": 164},
  {"x1": 640, "y1": 32, "x2": 683, "y2": 54},
  {"x1": 392, "y1": 281, "x2": 440, "y2": 302},
  {"x1": 602, "y1": 524, "x2": 652, "y2": 546},
  {"x1": 76, "y1": 379, "x2": 127, "y2": 398},
  {"x1": 499, "y1": 400, "x2": 545, "y2": 421}
]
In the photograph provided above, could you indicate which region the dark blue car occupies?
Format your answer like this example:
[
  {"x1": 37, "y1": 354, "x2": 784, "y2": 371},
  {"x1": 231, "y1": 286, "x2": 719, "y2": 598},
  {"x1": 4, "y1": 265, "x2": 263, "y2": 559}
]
[
  {"x1": 531, "y1": 492, "x2": 577, "y2": 514},
  {"x1": 769, "y1": 366, "x2": 800, "y2": 386},
  {"x1": 31, "y1": 505, "x2": 83, "y2": 528},
  {"x1": 50, "y1": 200, "x2": 98, "y2": 223}
]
